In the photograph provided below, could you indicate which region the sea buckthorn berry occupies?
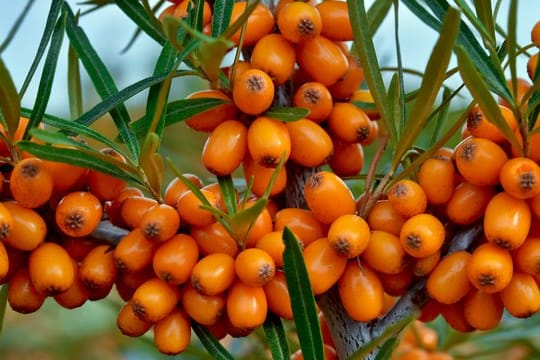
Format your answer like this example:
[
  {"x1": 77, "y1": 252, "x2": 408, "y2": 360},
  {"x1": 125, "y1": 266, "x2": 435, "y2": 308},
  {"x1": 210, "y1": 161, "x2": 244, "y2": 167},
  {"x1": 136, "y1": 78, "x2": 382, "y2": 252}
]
[
  {"x1": 511, "y1": 122, "x2": 540, "y2": 163},
  {"x1": 173, "y1": 0, "x2": 212, "y2": 25},
  {"x1": 327, "y1": 214, "x2": 370, "y2": 258},
  {"x1": 399, "y1": 213, "x2": 445, "y2": 258},
  {"x1": 181, "y1": 283, "x2": 225, "y2": 326},
  {"x1": 117, "y1": 300, "x2": 152, "y2": 337},
  {"x1": 286, "y1": 119, "x2": 333, "y2": 167},
  {"x1": 235, "y1": 248, "x2": 275, "y2": 287},
  {"x1": 296, "y1": 35, "x2": 348, "y2": 86},
  {"x1": 114, "y1": 228, "x2": 157, "y2": 273},
  {"x1": 0, "y1": 202, "x2": 13, "y2": 243},
  {"x1": 120, "y1": 196, "x2": 158, "y2": 229},
  {"x1": 351, "y1": 89, "x2": 380, "y2": 120},
  {"x1": 466, "y1": 104, "x2": 517, "y2": 142},
  {"x1": 229, "y1": 2, "x2": 274, "y2": 46},
  {"x1": 251, "y1": 34, "x2": 296, "y2": 85},
  {"x1": 362, "y1": 230, "x2": 407, "y2": 275},
  {"x1": 9, "y1": 157, "x2": 53, "y2": 208},
  {"x1": 158, "y1": 4, "x2": 175, "y2": 21},
  {"x1": 138, "y1": 204, "x2": 180, "y2": 242},
  {"x1": 277, "y1": 1, "x2": 322, "y2": 43},
  {"x1": 153, "y1": 308, "x2": 191, "y2": 355},
  {"x1": 29, "y1": 242, "x2": 75, "y2": 296},
  {"x1": 43, "y1": 158, "x2": 87, "y2": 196},
  {"x1": 319, "y1": 312, "x2": 335, "y2": 347},
  {"x1": 293, "y1": 82, "x2": 333, "y2": 122},
  {"x1": 439, "y1": 300, "x2": 474, "y2": 333},
  {"x1": 328, "y1": 102, "x2": 372, "y2": 143},
  {"x1": 256, "y1": 231, "x2": 286, "y2": 268},
  {"x1": 329, "y1": 139, "x2": 365, "y2": 177},
  {"x1": 55, "y1": 191, "x2": 103, "y2": 237},
  {"x1": 132, "y1": 278, "x2": 181, "y2": 323},
  {"x1": 426, "y1": 251, "x2": 471, "y2": 304},
  {"x1": 454, "y1": 136, "x2": 508, "y2": 186},
  {"x1": 484, "y1": 191, "x2": 531, "y2": 250},
  {"x1": 304, "y1": 237, "x2": 348, "y2": 295},
  {"x1": 190, "y1": 222, "x2": 238, "y2": 257},
  {"x1": 500, "y1": 77, "x2": 531, "y2": 111},
  {"x1": 515, "y1": 237, "x2": 540, "y2": 275},
  {"x1": 232, "y1": 68, "x2": 275, "y2": 115},
  {"x1": 367, "y1": 200, "x2": 406, "y2": 237},
  {"x1": 338, "y1": 262, "x2": 384, "y2": 322},
  {"x1": 378, "y1": 266, "x2": 415, "y2": 297},
  {"x1": 316, "y1": 0, "x2": 353, "y2": 41},
  {"x1": 177, "y1": 188, "x2": 218, "y2": 227},
  {"x1": 163, "y1": 174, "x2": 203, "y2": 208},
  {"x1": 238, "y1": 200, "x2": 273, "y2": 248},
  {"x1": 328, "y1": 51, "x2": 364, "y2": 101},
  {"x1": 532, "y1": 20, "x2": 540, "y2": 45},
  {"x1": 247, "y1": 116, "x2": 291, "y2": 168},
  {"x1": 223, "y1": 60, "x2": 251, "y2": 84},
  {"x1": 274, "y1": 208, "x2": 323, "y2": 247},
  {"x1": 418, "y1": 299, "x2": 441, "y2": 323},
  {"x1": 413, "y1": 250, "x2": 441, "y2": 277},
  {"x1": 304, "y1": 171, "x2": 356, "y2": 224},
  {"x1": 500, "y1": 272, "x2": 540, "y2": 318},
  {"x1": 387, "y1": 179, "x2": 427, "y2": 218},
  {"x1": 417, "y1": 157, "x2": 456, "y2": 205},
  {"x1": 191, "y1": 253, "x2": 236, "y2": 296},
  {"x1": 527, "y1": 53, "x2": 538, "y2": 80},
  {"x1": 0, "y1": 241, "x2": 8, "y2": 282},
  {"x1": 463, "y1": 288, "x2": 503, "y2": 331},
  {"x1": 243, "y1": 155, "x2": 288, "y2": 197},
  {"x1": 263, "y1": 270, "x2": 293, "y2": 320},
  {"x1": 152, "y1": 234, "x2": 199, "y2": 285},
  {"x1": 105, "y1": 187, "x2": 144, "y2": 228},
  {"x1": 445, "y1": 182, "x2": 496, "y2": 225},
  {"x1": 54, "y1": 259, "x2": 89, "y2": 309},
  {"x1": 8, "y1": 267, "x2": 46, "y2": 314},
  {"x1": 87, "y1": 148, "x2": 127, "y2": 201},
  {"x1": 79, "y1": 244, "x2": 117, "y2": 292},
  {"x1": 185, "y1": 90, "x2": 238, "y2": 132},
  {"x1": 3, "y1": 202, "x2": 46, "y2": 251},
  {"x1": 202, "y1": 120, "x2": 247, "y2": 176},
  {"x1": 226, "y1": 280, "x2": 268, "y2": 329},
  {"x1": 467, "y1": 243, "x2": 513, "y2": 294},
  {"x1": 499, "y1": 157, "x2": 540, "y2": 199}
]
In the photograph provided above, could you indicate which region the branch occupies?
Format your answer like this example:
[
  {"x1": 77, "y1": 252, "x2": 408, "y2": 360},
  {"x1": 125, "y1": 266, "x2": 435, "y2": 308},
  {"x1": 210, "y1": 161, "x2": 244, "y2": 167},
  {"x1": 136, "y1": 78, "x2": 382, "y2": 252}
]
[{"x1": 91, "y1": 220, "x2": 129, "y2": 246}]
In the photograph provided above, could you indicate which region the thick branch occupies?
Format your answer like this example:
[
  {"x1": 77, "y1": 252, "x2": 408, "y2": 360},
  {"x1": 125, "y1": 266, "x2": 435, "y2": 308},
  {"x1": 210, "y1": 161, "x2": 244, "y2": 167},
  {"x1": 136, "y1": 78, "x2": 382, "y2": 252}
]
[{"x1": 91, "y1": 220, "x2": 128, "y2": 246}]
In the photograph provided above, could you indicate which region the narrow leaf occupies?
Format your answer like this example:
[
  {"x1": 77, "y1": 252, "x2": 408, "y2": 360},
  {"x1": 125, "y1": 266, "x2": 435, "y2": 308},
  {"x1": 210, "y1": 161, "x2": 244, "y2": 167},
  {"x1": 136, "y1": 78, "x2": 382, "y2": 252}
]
[
  {"x1": 264, "y1": 107, "x2": 310, "y2": 122},
  {"x1": 348, "y1": 0, "x2": 395, "y2": 141},
  {"x1": 217, "y1": 175, "x2": 238, "y2": 216},
  {"x1": 25, "y1": 12, "x2": 66, "y2": 140},
  {"x1": 263, "y1": 313, "x2": 290, "y2": 360},
  {"x1": 373, "y1": 338, "x2": 399, "y2": 360},
  {"x1": 221, "y1": 0, "x2": 260, "y2": 40},
  {"x1": 0, "y1": 0, "x2": 36, "y2": 53},
  {"x1": 282, "y1": 227, "x2": 324, "y2": 360},
  {"x1": 114, "y1": 0, "x2": 167, "y2": 45},
  {"x1": 139, "y1": 133, "x2": 165, "y2": 201},
  {"x1": 17, "y1": 141, "x2": 142, "y2": 184},
  {"x1": 367, "y1": 0, "x2": 392, "y2": 35},
  {"x1": 456, "y1": 46, "x2": 521, "y2": 152},
  {"x1": 0, "y1": 57, "x2": 21, "y2": 139},
  {"x1": 192, "y1": 322, "x2": 234, "y2": 360},
  {"x1": 507, "y1": 0, "x2": 518, "y2": 108},
  {"x1": 68, "y1": 44, "x2": 83, "y2": 119},
  {"x1": 212, "y1": 0, "x2": 234, "y2": 37},
  {"x1": 473, "y1": 0, "x2": 495, "y2": 43},
  {"x1": 19, "y1": 0, "x2": 63, "y2": 98},
  {"x1": 0, "y1": 285, "x2": 7, "y2": 336},
  {"x1": 393, "y1": 7, "x2": 460, "y2": 169},
  {"x1": 65, "y1": 4, "x2": 139, "y2": 160},
  {"x1": 229, "y1": 197, "x2": 268, "y2": 247}
]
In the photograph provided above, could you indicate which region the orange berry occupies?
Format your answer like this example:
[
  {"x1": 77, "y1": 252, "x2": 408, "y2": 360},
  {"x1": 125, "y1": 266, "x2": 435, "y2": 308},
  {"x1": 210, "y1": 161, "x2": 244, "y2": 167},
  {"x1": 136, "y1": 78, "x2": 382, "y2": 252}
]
[
  {"x1": 273, "y1": 208, "x2": 323, "y2": 247},
  {"x1": 247, "y1": 116, "x2": 291, "y2": 168},
  {"x1": 463, "y1": 288, "x2": 503, "y2": 330},
  {"x1": 500, "y1": 157, "x2": 540, "y2": 199},
  {"x1": 263, "y1": 270, "x2": 293, "y2": 320},
  {"x1": 467, "y1": 243, "x2": 513, "y2": 294},
  {"x1": 153, "y1": 308, "x2": 191, "y2": 355},
  {"x1": 173, "y1": 0, "x2": 212, "y2": 25},
  {"x1": 114, "y1": 228, "x2": 157, "y2": 273},
  {"x1": 296, "y1": 35, "x2": 348, "y2": 86},
  {"x1": 454, "y1": 137, "x2": 508, "y2": 186},
  {"x1": 328, "y1": 51, "x2": 364, "y2": 101},
  {"x1": 55, "y1": 191, "x2": 103, "y2": 237},
  {"x1": 251, "y1": 33, "x2": 296, "y2": 85},
  {"x1": 163, "y1": 174, "x2": 203, "y2": 208},
  {"x1": 293, "y1": 82, "x2": 333, "y2": 122},
  {"x1": 304, "y1": 170, "x2": 356, "y2": 224},
  {"x1": 413, "y1": 250, "x2": 441, "y2": 277},
  {"x1": 514, "y1": 237, "x2": 540, "y2": 275},
  {"x1": 466, "y1": 104, "x2": 517, "y2": 142},
  {"x1": 439, "y1": 300, "x2": 474, "y2": 333},
  {"x1": 177, "y1": 188, "x2": 218, "y2": 227},
  {"x1": 53, "y1": 259, "x2": 89, "y2": 309},
  {"x1": 152, "y1": 233, "x2": 199, "y2": 285},
  {"x1": 190, "y1": 221, "x2": 238, "y2": 257},
  {"x1": 138, "y1": 203, "x2": 180, "y2": 242},
  {"x1": 184, "y1": 90, "x2": 238, "y2": 132},
  {"x1": 328, "y1": 140, "x2": 365, "y2": 177},
  {"x1": 255, "y1": 230, "x2": 286, "y2": 267},
  {"x1": 316, "y1": 0, "x2": 353, "y2": 41},
  {"x1": 229, "y1": 2, "x2": 274, "y2": 46},
  {"x1": 367, "y1": 200, "x2": 406, "y2": 237},
  {"x1": 181, "y1": 283, "x2": 225, "y2": 326},
  {"x1": 426, "y1": 251, "x2": 471, "y2": 304},
  {"x1": 235, "y1": 248, "x2": 276, "y2": 287},
  {"x1": 9, "y1": 157, "x2": 53, "y2": 208},
  {"x1": 191, "y1": 253, "x2": 236, "y2": 296},
  {"x1": 28, "y1": 242, "x2": 75, "y2": 296},
  {"x1": 387, "y1": 179, "x2": 427, "y2": 218},
  {"x1": 232, "y1": 69, "x2": 275, "y2": 115},
  {"x1": 0, "y1": 241, "x2": 8, "y2": 283},
  {"x1": 87, "y1": 148, "x2": 127, "y2": 201},
  {"x1": 328, "y1": 102, "x2": 372, "y2": 143},
  {"x1": 3, "y1": 202, "x2": 46, "y2": 251},
  {"x1": 362, "y1": 230, "x2": 407, "y2": 275},
  {"x1": 286, "y1": 119, "x2": 333, "y2": 167},
  {"x1": 120, "y1": 196, "x2": 158, "y2": 229},
  {"x1": 417, "y1": 157, "x2": 456, "y2": 205},
  {"x1": 445, "y1": 182, "x2": 496, "y2": 225},
  {"x1": 117, "y1": 300, "x2": 152, "y2": 337},
  {"x1": 500, "y1": 272, "x2": 540, "y2": 318},
  {"x1": 132, "y1": 278, "x2": 181, "y2": 323},
  {"x1": 399, "y1": 213, "x2": 445, "y2": 258},
  {"x1": 226, "y1": 280, "x2": 267, "y2": 329},
  {"x1": 79, "y1": 244, "x2": 117, "y2": 294},
  {"x1": 277, "y1": 1, "x2": 322, "y2": 43},
  {"x1": 527, "y1": 52, "x2": 538, "y2": 80},
  {"x1": 243, "y1": 155, "x2": 288, "y2": 197},
  {"x1": 7, "y1": 267, "x2": 46, "y2": 313},
  {"x1": 327, "y1": 214, "x2": 370, "y2": 258},
  {"x1": 303, "y1": 237, "x2": 347, "y2": 295},
  {"x1": 202, "y1": 120, "x2": 247, "y2": 176}
]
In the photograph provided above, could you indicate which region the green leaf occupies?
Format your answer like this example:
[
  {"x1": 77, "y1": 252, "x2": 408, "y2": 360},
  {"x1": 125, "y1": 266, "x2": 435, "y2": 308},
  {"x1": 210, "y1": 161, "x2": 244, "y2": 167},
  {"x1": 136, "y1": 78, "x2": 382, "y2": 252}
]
[
  {"x1": 387, "y1": 73, "x2": 403, "y2": 136},
  {"x1": 192, "y1": 322, "x2": 234, "y2": 360},
  {"x1": 25, "y1": 11, "x2": 66, "y2": 140},
  {"x1": 456, "y1": 46, "x2": 521, "y2": 152},
  {"x1": 17, "y1": 141, "x2": 142, "y2": 184},
  {"x1": 212, "y1": 0, "x2": 234, "y2": 37},
  {"x1": 453, "y1": 0, "x2": 495, "y2": 47},
  {"x1": 264, "y1": 107, "x2": 310, "y2": 122},
  {"x1": 473, "y1": 0, "x2": 495, "y2": 43},
  {"x1": 0, "y1": 0, "x2": 36, "y2": 53},
  {"x1": 65, "y1": 4, "x2": 139, "y2": 161},
  {"x1": 282, "y1": 227, "x2": 324, "y2": 360},
  {"x1": 19, "y1": 0, "x2": 63, "y2": 98},
  {"x1": 392, "y1": 7, "x2": 460, "y2": 170},
  {"x1": 348, "y1": 0, "x2": 395, "y2": 142},
  {"x1": 0, "y1": 285, "x2": 7, "y2": 337},
  {"x1": 0, "y1": 56, "x2": 21, "y2": 140},
  {"x1": 373, "y1": 338, "x2": 399, "y2": 360},
  {"x1": 114, "y1": 0, "x2": 167, "y2": 45},
  {"x1": 197, "y1": 37, "x2": 234, "y2": 82},
  {"x1": 507, "y1": 0, "x2": 518, "y2": 108},
  {"x1": 131, "y1": 98, "x2": 227, "y2": 138},
  {"x1": 367, "y1": 0, "x2": 392, "y2": 36},
  {"x1": 68, "y1": 43, "x2": 83, "y2": 119},
  {"x1": 221, "y1": 0, "x2": 260, "y2": 40},
  {"x1": 217, "y1": 175, "x2": 238, "y2": 216},
  {"x1": 139, "y1": 133, "x2": 165, "y2": 201},
  {"x1": 229, "y1": 197, "x2": 268, "y2": 247},
  {"x1": 263, "y1": 313, "x2": 290, "y2": 360}
]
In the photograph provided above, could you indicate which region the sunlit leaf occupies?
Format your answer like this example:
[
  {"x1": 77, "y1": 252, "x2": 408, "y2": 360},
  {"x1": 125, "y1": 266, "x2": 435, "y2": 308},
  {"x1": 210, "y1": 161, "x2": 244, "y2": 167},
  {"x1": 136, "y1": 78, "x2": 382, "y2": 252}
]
[
  {"x1": 139, "y1": 133, "x2": 165, "y2": 201},
  {"x1": 282, "y1": 227, "x2": 324, "y2": 360},
  {"x1": 0, "y1": 57, "x2": 20, "y2": 140},
  {"x1": 217, "y1": 175, "x2": 238, "y2": 216},
  {"x1": 506, "y1": 0, "x2": 518, "y2": 108},
  {"x1": 192, "y1": 322, "x2": 234, "y2": 360},
  {"x1": 263, "y1": 313, "x2": 290, "y2": 360},
  {"x1": 212, "y1": 0, "x2": 234, "y2": 37},
  {"x1": 367, "y1": 0, "x2": 392, "y2": 35},
  {"x1": 68, "y1": 43, "x2": 83, "y2": 119},
  {"x1": 264, "y1": 107, "x2": 310, "y2": 122},
  {"x1": 473, "y1": 0, "x2": 495, "y2": 43}
]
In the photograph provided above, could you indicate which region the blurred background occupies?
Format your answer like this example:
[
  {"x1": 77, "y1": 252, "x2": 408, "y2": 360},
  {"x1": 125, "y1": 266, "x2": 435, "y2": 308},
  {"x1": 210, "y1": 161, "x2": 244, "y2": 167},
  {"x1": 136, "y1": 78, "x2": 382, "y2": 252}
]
[{"x1": 0, "y1": 1, "x2": 539, "y2": 359}]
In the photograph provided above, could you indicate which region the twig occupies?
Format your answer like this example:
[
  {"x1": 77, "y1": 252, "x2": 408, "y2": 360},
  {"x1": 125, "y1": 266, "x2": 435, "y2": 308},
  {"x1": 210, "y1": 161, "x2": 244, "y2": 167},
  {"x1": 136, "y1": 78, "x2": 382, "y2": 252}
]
[{"x1": 91, "y1": 220, "x2": 129, "y2": 246}]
